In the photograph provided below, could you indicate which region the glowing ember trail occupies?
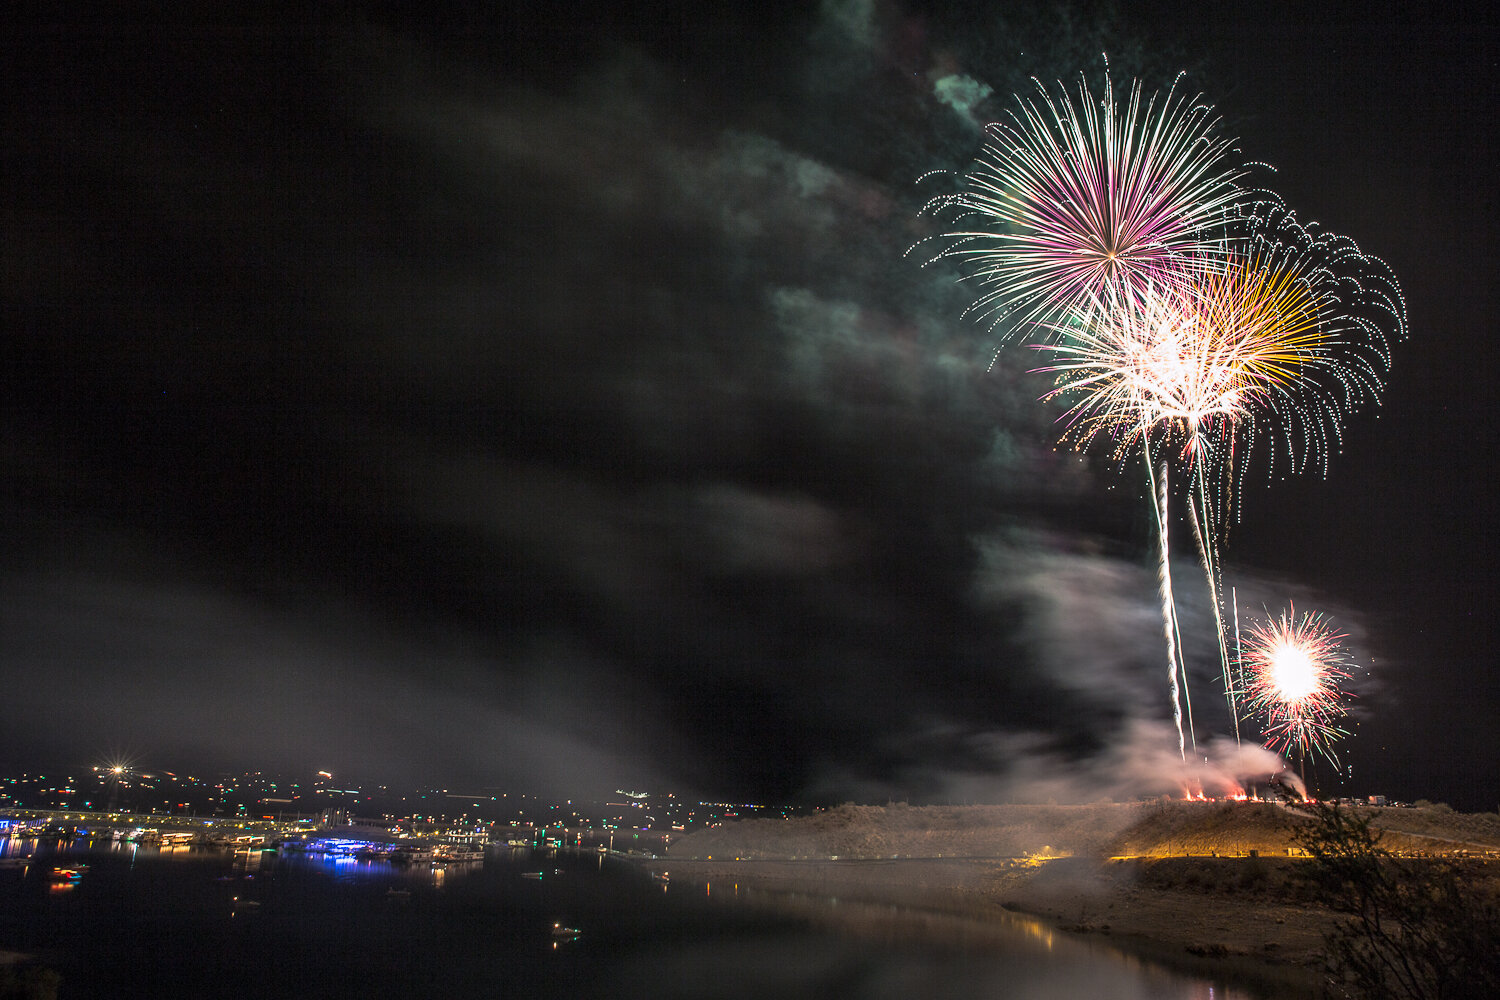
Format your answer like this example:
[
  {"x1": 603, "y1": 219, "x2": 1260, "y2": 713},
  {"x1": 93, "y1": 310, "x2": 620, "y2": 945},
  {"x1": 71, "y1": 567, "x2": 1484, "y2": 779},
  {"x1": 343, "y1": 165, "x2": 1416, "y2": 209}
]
[{"x1": 1147, "y1": 455, "x2": 1191, "y2": 758}]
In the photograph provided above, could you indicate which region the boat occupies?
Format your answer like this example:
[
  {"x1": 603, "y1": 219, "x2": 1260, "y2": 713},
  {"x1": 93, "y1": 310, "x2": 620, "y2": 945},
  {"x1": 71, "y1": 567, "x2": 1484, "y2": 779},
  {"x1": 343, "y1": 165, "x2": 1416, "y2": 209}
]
[
  {"x1": 520, "y1": 871, "x2": 543, "y2": 879},
  {"x1": 389, "y1": 845, "x2": 434, "y2": 864},
  {"x1": 550, "y1": 922, "x2": 581, "y2": 938},
  {"x1": 433, "y1": 844, "x2": 484, "y2": 863}
]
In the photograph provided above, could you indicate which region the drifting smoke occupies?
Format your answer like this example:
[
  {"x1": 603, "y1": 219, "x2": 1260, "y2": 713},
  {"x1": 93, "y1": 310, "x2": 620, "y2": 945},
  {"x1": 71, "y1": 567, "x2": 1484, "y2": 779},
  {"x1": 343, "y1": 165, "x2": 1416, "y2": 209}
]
[{"x1": 1195, "y1": 737, "x2": 1306, "y2": 799}]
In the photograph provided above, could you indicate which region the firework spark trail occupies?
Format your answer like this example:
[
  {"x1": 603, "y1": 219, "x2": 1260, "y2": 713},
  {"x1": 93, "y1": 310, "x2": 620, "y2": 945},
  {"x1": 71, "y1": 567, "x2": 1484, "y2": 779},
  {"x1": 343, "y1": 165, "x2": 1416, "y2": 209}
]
[
  {"x1": 1187, "y1": 479, "x2": 1236, "y2": 736},
  {"x1": 1230, "y1": 588, "x2": 1243, "y2": 744},
  {"x1": 1239, "y1": 604, "x2": 1354, "y2": 762},
  {"x1": 912, "y1": 73, "x2": 1247, "y2": 350},
  {"x1": 1146, "y1": 452, "x2": 1191, "y2": 759}
]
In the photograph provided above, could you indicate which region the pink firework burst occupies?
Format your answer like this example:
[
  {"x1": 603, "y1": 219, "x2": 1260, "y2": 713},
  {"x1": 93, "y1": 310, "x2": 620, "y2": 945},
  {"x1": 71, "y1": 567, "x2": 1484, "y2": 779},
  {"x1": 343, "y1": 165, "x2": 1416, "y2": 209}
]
[
  {"x1": 915, "y1": 73, "x2": 1248, "y2": 345},
  {"x1": 1239, "y1": 604, "x2": 1354, "y2": 761}
]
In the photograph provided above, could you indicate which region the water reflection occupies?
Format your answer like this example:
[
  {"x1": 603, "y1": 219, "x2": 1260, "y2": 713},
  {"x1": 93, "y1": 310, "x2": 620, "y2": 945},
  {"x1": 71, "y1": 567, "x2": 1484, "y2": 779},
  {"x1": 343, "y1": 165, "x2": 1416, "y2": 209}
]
[
  {"x1": 0, "y1": 836, "x2": 1290, "y2": 999},
  {"x1": 730, "y1": 886, "x2": 1064, "y2": 952},
  {"x1": 662, "y1": 877, "x2": 1268, "y2": 1000}
]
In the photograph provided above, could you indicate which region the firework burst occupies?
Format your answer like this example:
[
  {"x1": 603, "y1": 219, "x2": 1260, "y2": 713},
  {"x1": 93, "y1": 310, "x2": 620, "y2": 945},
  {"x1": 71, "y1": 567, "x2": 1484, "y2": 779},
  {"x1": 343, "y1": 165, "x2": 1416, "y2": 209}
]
[
  {"x1": 913, "y1": 72, "x2": 1248, "y2": 348},
  {"x1": 1029, "y1": 221, "x2": 1398, "y2": 752},
  {"x1": 1028, "y1": 248, "x2": 1333, "y2": 750},
  {"x1": 1034, "y1": 215, "x2": 1397, "y2": 485},
  {"x1": 1239, "y1": 605, "x2": 1354, "y2": 761},
  {"x1": 1035, "y1": 252, "x2": 1331, "y2": 467},
  {"x1": 914, "y1": 71, "x2": 1403, "y2": 763}
]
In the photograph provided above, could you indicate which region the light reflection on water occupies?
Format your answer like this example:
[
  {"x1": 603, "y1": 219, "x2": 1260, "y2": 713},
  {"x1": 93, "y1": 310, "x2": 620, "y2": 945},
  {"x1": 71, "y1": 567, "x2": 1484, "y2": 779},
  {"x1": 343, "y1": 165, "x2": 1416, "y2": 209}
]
[
  {"x1": 661, "y1": 877, "x2": 1261, "y2": 1000},
  {"x1": 0, "y1": 835, "x2": 1280, "y2": 999}
]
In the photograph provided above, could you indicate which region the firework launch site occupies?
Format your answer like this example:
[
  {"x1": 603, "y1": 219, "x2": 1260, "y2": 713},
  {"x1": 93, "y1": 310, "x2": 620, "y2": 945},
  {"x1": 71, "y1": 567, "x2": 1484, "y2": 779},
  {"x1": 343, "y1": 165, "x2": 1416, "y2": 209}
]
[{"x1": 661, "y1": 799, "x2": 1500, "y2": 996}]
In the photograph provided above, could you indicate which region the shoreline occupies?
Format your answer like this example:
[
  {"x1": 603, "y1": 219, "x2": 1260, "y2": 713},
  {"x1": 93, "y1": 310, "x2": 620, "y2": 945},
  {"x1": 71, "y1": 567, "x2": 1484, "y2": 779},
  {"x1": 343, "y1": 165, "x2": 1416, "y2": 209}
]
[{"x1": 653, "y1": 856, "x2": 1331, "y2": 997}]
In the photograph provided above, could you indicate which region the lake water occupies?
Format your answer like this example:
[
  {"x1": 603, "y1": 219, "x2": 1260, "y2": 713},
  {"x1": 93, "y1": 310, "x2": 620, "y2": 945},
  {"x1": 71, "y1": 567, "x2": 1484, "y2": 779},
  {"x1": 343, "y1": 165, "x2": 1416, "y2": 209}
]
[{"x1": 0, "y1": 837, "x2": 1265, "y2": 999}]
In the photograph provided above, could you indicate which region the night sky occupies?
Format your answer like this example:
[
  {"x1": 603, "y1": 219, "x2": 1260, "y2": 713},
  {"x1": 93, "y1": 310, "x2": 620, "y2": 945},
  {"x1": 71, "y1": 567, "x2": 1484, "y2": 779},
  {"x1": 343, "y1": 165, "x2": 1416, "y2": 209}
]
[{"x1": 3, "y1": 2, "x2": 1497, "y2": 809}]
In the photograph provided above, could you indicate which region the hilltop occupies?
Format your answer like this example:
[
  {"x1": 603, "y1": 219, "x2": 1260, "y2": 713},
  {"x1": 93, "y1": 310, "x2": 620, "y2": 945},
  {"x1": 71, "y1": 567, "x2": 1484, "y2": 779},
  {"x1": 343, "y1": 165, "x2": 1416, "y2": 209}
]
[{"x1": 668, "y1": 799, "x2": 1500, "y2": 861}]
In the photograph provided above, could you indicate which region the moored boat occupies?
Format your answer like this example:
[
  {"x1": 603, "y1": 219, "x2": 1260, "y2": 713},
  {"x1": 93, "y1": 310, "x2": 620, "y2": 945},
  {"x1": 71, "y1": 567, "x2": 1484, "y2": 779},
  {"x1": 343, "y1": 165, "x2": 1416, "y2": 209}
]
[{"x1": 433, "y1": 844, "x2": 484, "y2": 863}]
